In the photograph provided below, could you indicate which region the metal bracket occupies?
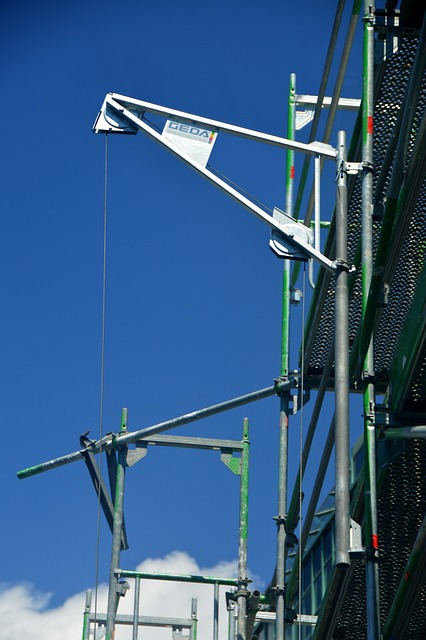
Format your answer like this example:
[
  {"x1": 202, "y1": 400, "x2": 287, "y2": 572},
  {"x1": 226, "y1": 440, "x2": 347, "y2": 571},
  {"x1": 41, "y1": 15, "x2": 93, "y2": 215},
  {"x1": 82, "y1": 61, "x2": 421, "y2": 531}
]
[
  {"x1": 172, "y1": 628, "x2": 190, "y2": 640},
  {"x1": 127, "y1": 442, "x2": 148, "y2": 467},
  {"x1": 267, "y1": 593, "x2": 296, "y2": 625},
  {"x1": 221, "y1": 452, "x2": 241, "y2": 475},
  {"x1": 285, "y1": 608, "x2": 297, "y2": 625},
  {"x1": 269, "y1": 207, "x2": 314, "y2": 262},
  {"x1": 116, "y1": 580, "x2": 130, "y2": 597},
  {"x1": 349, "y1": 518, "x2": 365, "y2": 559},
  {"x1": 344, "y1": 160, "x2": 374, "y2": 175},
  {"x1": 295, "y1": 95, "x2": 361, "y2": 131},
  {"x1": 290, "y1": 287, "x2": 303, "y2": 304},
  {"x1": 285, "y1": 531, "x2": 299, "y2": 549},
  {"x1": 378, "y1": 282, "x2": 390, "y2": 307},
  {"x1": 344, "y1": 161, "x2": 364, "y2": 174},
  {"x1": 80, "y1": 441, "x2": 129, "y2": 550}
]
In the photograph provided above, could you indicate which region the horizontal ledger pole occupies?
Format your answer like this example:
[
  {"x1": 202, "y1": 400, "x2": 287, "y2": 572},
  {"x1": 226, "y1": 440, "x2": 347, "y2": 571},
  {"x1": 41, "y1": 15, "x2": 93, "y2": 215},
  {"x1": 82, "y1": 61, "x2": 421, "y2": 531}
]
[
  {"x1": 17, "y1": 382, "x2": 290, "y2": 480},
  {"x1": 116, "y1": 569, "x2": 238, "y2": 586}
]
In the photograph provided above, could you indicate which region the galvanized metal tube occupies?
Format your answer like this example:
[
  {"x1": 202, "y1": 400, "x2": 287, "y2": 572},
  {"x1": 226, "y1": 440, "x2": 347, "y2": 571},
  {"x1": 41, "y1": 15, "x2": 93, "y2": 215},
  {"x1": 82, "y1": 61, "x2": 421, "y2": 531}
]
[
  {"x1": 213, "y1": 582, "x2": 219, "y2": 640},
  {"x1": 275, "y1": 393, "x2": 289, "y2": 639},
  {"x1": 273, "y1": 69, "x2": 295, "y2": 640},
  {"x1": 246, "y1": 590, "x2": 261, "y2": 640},
  {"x1": 236, "y1": 591, "x2": 246, "y2": 640},
  {"x1": 82, "y1": 590, "x2": 92, "y2": 640},
  {"x1": 335, "y1": 131, "x2": 350, "y2": 569},
  {"x1": 275, "y1": 261, "x2": 290, "y2": 637},
  {"x1": 17, "y1": 385, "x2": 282, "y2": 480},
  {"x1": 362, "y1": 3, "x2": 380, "y2": 637},
  {"x1": 361, "y1": 0, "x2": 375, "y2": 378},
  {"x1": 132, "y1": 576, "x2": 140, "y2": 640},
  {"x1": 106, "y1": 409, "x2": 129, "y2": 640},
  {"x1": 228, "y1": 600, "x2": 237, "y2": 640},
  {"x1": 237, "y1": 418, "x2": 250, "y2": 640},
  {"x1": 383, "y1": 426, "x2": 426, "y2": 439},
  {"x1": 314, "y1": 155, "x2": 321, "y2": 251},
  {"x1": 191, "y1": 598, "x2": 198, "y2": 640}
]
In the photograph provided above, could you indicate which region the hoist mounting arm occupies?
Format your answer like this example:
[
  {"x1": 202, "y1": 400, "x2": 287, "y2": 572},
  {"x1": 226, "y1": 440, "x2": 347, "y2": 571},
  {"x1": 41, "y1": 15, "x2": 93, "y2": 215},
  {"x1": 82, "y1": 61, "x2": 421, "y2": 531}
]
[{"x1": 93, "y1": 93, "x2": 337, "y2": 272}]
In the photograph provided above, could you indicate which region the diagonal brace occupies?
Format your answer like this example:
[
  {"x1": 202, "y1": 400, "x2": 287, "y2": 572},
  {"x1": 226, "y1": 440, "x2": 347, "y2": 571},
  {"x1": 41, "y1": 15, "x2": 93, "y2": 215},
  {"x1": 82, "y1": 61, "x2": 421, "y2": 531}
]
[{"x1": 81, "y1": 447, "x2": 129, "y2": 550}]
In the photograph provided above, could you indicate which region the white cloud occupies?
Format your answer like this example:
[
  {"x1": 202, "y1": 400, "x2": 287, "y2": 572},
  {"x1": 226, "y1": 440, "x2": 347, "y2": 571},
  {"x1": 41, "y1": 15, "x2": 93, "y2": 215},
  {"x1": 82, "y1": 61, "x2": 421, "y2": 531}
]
[{"x1": 1, "y1": 552, "x2": 245, "y2": 640}]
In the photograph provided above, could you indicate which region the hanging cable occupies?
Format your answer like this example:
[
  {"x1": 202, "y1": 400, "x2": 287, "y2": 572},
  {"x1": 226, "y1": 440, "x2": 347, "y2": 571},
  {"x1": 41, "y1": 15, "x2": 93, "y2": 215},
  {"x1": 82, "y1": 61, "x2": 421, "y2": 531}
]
[
  {"x1": 93, "y1": 133, "x2": 109, "y2": 631},
  {"x1": 208, "y1": 164, "x2": 274, "y2": 215}
]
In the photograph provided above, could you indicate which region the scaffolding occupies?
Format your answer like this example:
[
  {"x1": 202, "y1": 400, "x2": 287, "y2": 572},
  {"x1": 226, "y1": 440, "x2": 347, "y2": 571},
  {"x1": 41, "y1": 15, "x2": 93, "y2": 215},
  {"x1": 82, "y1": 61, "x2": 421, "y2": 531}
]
[{"x1": 17, "y1": 1, "x2": 426, "y2": 639}]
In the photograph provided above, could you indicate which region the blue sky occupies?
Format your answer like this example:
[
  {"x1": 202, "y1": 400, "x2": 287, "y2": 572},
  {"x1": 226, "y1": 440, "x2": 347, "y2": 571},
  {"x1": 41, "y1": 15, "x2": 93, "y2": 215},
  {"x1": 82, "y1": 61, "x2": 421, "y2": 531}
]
[{"x1": 2, "y1": 1, "x2": 363, "y2": 636}]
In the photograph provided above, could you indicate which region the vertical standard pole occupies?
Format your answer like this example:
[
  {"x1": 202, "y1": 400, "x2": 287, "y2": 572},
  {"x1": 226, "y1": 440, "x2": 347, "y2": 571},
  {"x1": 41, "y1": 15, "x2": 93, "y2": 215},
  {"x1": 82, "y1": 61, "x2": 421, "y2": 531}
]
[
  {"x1": 275, "y1": 72, "x2": 296, "y2": 640},
  {"x1": 275, "y1": 379, "x2": 290, "y2": 640},
  {"x1": 191, "y1": 597, "x2": 198, "y2": 640},
  {"x1": 228, "y1": 599, "x2": 237, "y2": 640},
  {"x1": 132, "y1": 576, "x2": 141, "y2": 640},
  {"x1": 362, "y1": 2, "x2": 380, "y2": 638},
  {"x1": 213, "y1": 582, "x2": 220, "y2": 640},
  {"x1": 237, "y1": 417, "x2": 250, "y2": 640},
  {"x1": 82, "y1": 590, "x2": 92, "y2": 640},
  {"x1": 334, "y1": 131, "x2": 351, "y2": 569},
  {"x1": 106, "y1": 408, "x2": 129, "y2": 640},
  {"x1": 286, "y1": 73, "x2": 296, "y2": 215}
]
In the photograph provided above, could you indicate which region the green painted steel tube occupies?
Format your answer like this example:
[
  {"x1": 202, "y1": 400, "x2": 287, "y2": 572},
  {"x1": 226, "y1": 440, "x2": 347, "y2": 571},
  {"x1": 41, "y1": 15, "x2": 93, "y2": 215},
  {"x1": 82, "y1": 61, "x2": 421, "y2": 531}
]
[
  {"x1": 106, "y1": 409, "x2": 129, "y2": 640},
  {"x1": 361, "y1": 3, "x2": 381, "y2": 638},
  {"x1": 237, "y1": 418, "x2": 250, "y2": 640},
  {"x1": 116, "y1": 569, "x2": 238, "y2": 586},
  {"x1": 274, "y1": 71, "x2": 296, "y2": 640},
  {"x1": 286, "y1": 73, "x2": 296, "y2": 216},
  {"x1": 239, "y1": 418, "x2": 250, "y2": 567}
]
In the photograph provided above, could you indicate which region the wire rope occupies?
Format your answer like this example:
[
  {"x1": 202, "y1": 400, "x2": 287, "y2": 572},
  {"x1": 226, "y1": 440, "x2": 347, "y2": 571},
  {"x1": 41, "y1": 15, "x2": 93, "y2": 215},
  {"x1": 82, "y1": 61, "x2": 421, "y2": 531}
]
[
  {"x1": 298, "y1": 263, "x2": 307, "y2": 640},
  {"x1": 208, "y1": 164, "x2": 275, "y2": 215},
  {"x1": 93, "y1": 133, "x2": 109, "y2": 633}
]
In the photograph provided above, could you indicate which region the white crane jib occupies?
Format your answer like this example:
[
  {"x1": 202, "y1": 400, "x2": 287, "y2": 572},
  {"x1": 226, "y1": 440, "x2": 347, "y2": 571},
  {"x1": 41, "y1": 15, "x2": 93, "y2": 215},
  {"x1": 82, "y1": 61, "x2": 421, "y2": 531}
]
[{"x1": 93, "y1": 93, "x2": 338, "y2": 271}]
